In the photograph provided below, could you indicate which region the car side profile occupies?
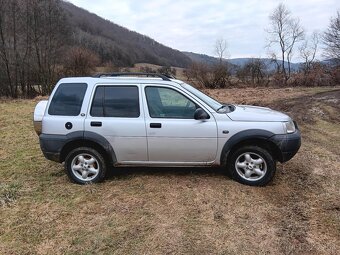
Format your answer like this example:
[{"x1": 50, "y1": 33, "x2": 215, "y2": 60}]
[{"x1": 33, "y1": 73, "x2": 301, "y2": 186}]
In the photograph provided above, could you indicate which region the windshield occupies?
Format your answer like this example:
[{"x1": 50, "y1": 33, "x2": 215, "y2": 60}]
[{"x1": 181, "y1": 83, "x2": 223, "y2": 111}]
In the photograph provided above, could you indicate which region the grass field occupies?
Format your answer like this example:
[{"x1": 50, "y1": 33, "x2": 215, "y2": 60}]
[{"x1": 0, "y1": 87, "x2": 339, "y2": 254}]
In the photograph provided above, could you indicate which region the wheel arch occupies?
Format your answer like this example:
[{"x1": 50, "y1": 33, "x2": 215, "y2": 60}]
[
  {"x1": 60, "y1": 131, "x2": 117, "y2": 165},
  {"x1": 220, "y1": 129, "x2": 282, "y2": 165}
]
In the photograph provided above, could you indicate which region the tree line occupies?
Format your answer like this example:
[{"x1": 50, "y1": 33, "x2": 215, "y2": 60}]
[
  {"x1": 0, "y1": 0, "x2": 69, "y2": 97},
  {"x1": 0, "y1": 0, "x2": 191, "y2": 98},
  {"x1": 186, "y1": 5, "x2": 340, "y2": 88},
  {"x1": 0, "y1": 1, "x2": 339, "y2": 98}
]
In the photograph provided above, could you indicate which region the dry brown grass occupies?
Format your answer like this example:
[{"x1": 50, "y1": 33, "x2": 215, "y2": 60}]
[{"x1": 0, "y1": 87, "x2": 339, "y2": 254}]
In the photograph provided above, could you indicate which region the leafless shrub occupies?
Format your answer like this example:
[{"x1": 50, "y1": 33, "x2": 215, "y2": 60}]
[
  {"x1": 236, "y1": 59, "x2": 269, "y2": 86},
  {"x1": 139, "y1": 66, "x2": 156, "y2": 73},
  {"x1": 184, "y1": 62, "x2": 211, "y2": 88},
  {"x1": 157, "y1": 66, "x2": 177, "y2": 76},
  {"x1": 63, "y1": 47, "x2": 100, "y2": 76},
  {"x1": 184, "y1": 61, "x2": 231, "y2": 89},
  {"x1": 290, "y1": 63, "x2": 335, "y2": 87},
  {"x1": 101, "y1": 62, "x2": 120, "y2": 73}
]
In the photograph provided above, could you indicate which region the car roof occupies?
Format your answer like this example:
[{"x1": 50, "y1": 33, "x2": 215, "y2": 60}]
[{"x1": 57, "y1": 77, "x2": 185, "y2": 87}]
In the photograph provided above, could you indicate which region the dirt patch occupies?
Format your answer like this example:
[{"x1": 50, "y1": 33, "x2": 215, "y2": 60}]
[
  {"x1": 203, "y1": 87, "x2": 340, "y2": 105},
  {"x1": 262, "y1": 160, "x2": 321, "y2": 254},
  {"x1": 262, "y1": 89, "x2": 340, "y2": 124}
]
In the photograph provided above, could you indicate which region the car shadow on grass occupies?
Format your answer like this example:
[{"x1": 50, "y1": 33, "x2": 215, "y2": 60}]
[{"x1": 106, "y1": 166, "x2": 230, "y2": 180}]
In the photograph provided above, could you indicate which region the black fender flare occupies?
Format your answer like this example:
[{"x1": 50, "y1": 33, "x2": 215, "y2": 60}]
[
  {"x1": 59, "y1": 131, "x2": 117, "y2": 164},
  {"x1": 220, "y1": 129, "x2": 276, "y2": 165},
  {"x1": 83, "y1": 131, "x2": 117, "y2": 163}
]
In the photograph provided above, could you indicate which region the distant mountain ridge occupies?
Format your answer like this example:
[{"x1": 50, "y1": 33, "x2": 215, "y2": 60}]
[
  {"x1": 183, "y1": 52, "x2": 302, "y2": 72},
  {"x1": 61, "y1": 1, "x2": 192, "y2": 67}
]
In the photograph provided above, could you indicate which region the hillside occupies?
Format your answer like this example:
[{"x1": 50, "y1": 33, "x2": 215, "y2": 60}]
[
  {"x1": 61, "y1": 1, "x2": 192, "y2": 68},
  {"x1": 183, "y1": 52, "x2": 220, "y2": 66}
]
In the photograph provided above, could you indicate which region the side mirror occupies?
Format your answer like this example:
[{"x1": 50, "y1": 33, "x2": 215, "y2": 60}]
[{"x1": 194, "y1": 108, "x2": 209, "y2": 120}]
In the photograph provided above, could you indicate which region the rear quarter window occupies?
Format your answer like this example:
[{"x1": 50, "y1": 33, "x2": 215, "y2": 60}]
[{"x1": 48, "y1": 83, "x2": 87, "y2": 116}]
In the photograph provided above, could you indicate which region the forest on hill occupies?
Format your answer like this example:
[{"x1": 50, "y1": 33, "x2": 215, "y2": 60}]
[
  {"x1": 0, "y1": 0, "x2": 191, "y2": 97},
  {"x1": 61, "y1": 1, "x2": 191, "y2": 68}
]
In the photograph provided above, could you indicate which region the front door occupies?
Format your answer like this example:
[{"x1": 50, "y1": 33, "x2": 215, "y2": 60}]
[{"x1": 143, "y1": 85, "x2": 217, "y2": 164}]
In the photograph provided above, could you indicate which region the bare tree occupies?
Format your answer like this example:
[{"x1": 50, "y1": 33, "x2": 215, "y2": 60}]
[
  {"x1": 286, "y1": 18, "x2": 305, "y2": 76},
  {"x1": 0, "y1": 0, "x2": 12, "y2": 96},
  {"x1": 215, "y1": 38, "x2": 228, "y2": 63},
  {"x1": 266, "y1": 3, "x2": 304, "y2": 84},
  {"x1": 300, "y1": 32, "x2": 319, "y2": 74},
  {"x1": 249, "y1": 59, "x2": 268, "y2": 85},
  {"x1": 323, "y1": 11, "x2": 340, "y2": 62},
  {"x1": 0, "y1": 0, "x2": 32, "y2": 97},
  {"x1": 267, "y1": 52, "x2": 280, "y2": 74},
  {"x1": 29, "y1": 0, "x2": 69, "y2": 94},
  {"x1": 212, "y1": 38, "x2": 231, "y2": 87},
  {"x1": 296, "y1": 32, "x2": 320, "y2": 86}
]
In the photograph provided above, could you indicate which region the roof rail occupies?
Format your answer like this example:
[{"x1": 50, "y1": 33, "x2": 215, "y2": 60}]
[{"x1": 93, "y1": 72, "x2": 172, "y2": 81}]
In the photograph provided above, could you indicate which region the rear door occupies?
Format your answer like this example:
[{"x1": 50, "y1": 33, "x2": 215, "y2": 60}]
[
  {"x1": 143, "y1": 85, "x2": 218, "y2": 164},
  {"x1": 84, "y1": 84, "x2": 148, "y2": 163}
]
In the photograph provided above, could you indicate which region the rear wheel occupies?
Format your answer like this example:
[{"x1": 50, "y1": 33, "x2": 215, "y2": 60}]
[
  {"x1": 227, "y1": 146, "x2": 276, "y2": 186},
  {"x1": 65, "y1": 147, "x2": 107, "y2": 184}
]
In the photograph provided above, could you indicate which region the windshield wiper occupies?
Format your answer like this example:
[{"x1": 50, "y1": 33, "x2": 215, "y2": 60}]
[{"x1": 216, "y1": 105, "x2": 227, "y2": 112}]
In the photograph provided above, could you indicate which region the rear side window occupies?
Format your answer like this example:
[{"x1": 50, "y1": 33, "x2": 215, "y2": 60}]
[
  {"x1": 48, "y1": 83, "x2": 87, "y2": 116},
  {"x1": 90, "y1": 86, "x2": 140, "y2": 118}
]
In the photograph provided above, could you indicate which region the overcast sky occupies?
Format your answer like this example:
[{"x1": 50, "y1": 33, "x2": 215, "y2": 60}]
[{"x1": 68, "y1": 0, "x2": 338, "y2": 61}]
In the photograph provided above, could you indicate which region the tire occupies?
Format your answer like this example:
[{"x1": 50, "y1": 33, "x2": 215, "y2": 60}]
[
  {"x1": 227, "y1": 146, "x2": 276, "y2": 186},
  {"x1": 65, "y1": 147, "x2": 107, "y2": 184}
]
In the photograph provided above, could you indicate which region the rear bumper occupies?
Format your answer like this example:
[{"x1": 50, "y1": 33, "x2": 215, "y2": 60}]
[
  {"x1": 269, "y1": 130, "x2": 301, "y2": 163},
  {"x1": 39, "y1": 134, "x2": 67, "y2": 163}
]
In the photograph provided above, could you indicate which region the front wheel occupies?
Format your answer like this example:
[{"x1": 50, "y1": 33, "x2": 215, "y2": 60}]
[
  {"x1": 65, "y1": 147, "x2": 107, "y2": 184},
  {"x1": 227, "y1": 146, "x2": 276, "y2": 186}
]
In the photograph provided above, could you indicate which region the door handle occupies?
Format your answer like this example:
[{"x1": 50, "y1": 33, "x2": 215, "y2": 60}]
[
  {"x1": 90, "y1": 121, "x2": 102, "y2": 127},
  {"x1": 150, "y1": 123, "x2": 162, "y2": 128}
]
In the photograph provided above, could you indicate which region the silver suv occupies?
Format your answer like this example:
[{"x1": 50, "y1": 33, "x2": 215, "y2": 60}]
[{"x1": 34, "y1": 73, "x2": 301, "y2": 186}]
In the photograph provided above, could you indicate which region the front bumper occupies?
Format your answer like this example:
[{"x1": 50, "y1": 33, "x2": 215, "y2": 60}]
[{"x1": 269, "y1": 129, "x2": 301, "y2": 163}]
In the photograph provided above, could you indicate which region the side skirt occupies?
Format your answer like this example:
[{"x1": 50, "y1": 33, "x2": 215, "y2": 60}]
[{"x1": 114, "y1": 161, "x2": 218, "y2": 167}]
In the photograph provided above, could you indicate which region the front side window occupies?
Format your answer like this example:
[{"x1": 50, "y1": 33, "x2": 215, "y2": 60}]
[
  {"x1": 145, "y1": 87, "x2": 198, "y2": 119},
  {"x1": 48, "y1": 83, "x2": 87, "y2": 116},
  {"x1": 90, "y1": 86, "x2": 140, "y2": 118}
]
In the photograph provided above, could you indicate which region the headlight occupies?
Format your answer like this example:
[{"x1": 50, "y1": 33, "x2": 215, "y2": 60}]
[{"x1": 283, "y1": 120, "x2": 296, "y2": 134}]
